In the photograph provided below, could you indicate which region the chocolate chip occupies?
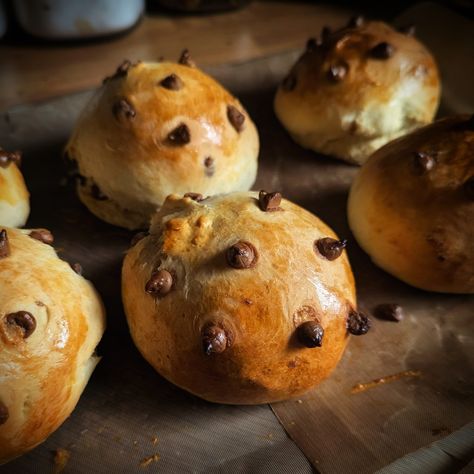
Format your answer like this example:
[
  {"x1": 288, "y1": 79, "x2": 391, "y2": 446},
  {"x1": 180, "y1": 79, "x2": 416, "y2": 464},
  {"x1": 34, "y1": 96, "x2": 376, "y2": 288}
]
[
  {"x1": 145, "y1": 269, "x2": 173, "y2": 297},
  {"x1": 0, "y1": 229, "x2": 9, "y2": 259},
  {"x1": 315, "y1": 237, "x2": 347, "y2": 261},
  {"x1": 202, "y1": 324, "x2": 228, "y2": 355},
  {"x1": 227, "y1": 105, "x2": 245, "y2": 133},
  {"x1": 113, "y1": 98, "x2": 136, "y2": 121},
  {"x1": 5, "y1": 311, "x2": 37, "y2": 338},
  {"x1": 347, "y1": 310, "x2": 371, "y2": 335},
  {"x1": 103, "y1": 59, "x2": 133, "y2": 84},
  {"x1": 282, "y1": 74, "x2": 297, "y2": 91},
  {"x1": 130, "y1": 231, "x2": 149, "y2": 247},
  {"x1": 321, "y1": 26, "x2": 331, "y2": 42},
  {"x1": 160, "y1": 73, "x2": 183, "y2": 90},
  {"x1": 91, "y1": 184, "x2": 108, "y2": 201},
  {"x1": 178, "y1": 49, "x2": 195, "y2": 67},
  {"x1": 369, "y1": 42, "x2": 395, "y2": 59},
  {"x1": 399, "y1": 24, "x2": 416, "y2": 36},
  {"x1": 226, "y1": 241, "x2": 258, "y2": 269},
  {"x1": 0, "y1": 402, "x2": 8, "y2": 425},
  {"x1": 204, "y1": 156, "x2": 215, "y2": 177},
  {"x1": 373, "y1": 303, "x2": 404, "y2": 322},
  {"x1": 258, "y1": 190, "x2": 282, "y2": 212},
  {"x1": 327, "y1": 61, "x2": 348, "y2": 82},
  {"x1": 413, "y1": 151, "x2": 435, "y2": 175},
  {"x1": 297, "y1": 321, "x2": 324, "y2": 348},
  {"x1": 70, "y1": 262, "x2": 83, "y2": 275},
  {"x1": 167, "y1": 124, "x2": 191, "y2": 145},
  {"x1": 306, "y1": 37, "x2": 318, "y2": 51},
  {"x1": 0, "y1": 149, "x2": 22, "y2": 168},
  {"x1": 29, "y1": 229, "x2": 54, "y2": 246},
  {"x1": 462, "y1": 176, "x2": 474, "y2": 200},
  {"x1": 184, "y1": 192, "x2": 204, "y2": 202},
  {"x1": 347, "y1": 15, "x2": 365, "y2": 28}
]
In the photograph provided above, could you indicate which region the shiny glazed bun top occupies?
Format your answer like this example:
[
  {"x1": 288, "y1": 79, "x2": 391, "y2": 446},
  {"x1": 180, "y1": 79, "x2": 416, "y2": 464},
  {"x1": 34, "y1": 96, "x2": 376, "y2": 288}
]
[
  {"x1": 348, "y1": 115, "x2": 474, "y2": 293},
  {"x1": 122, "y1": 191, "x2": 370, "y2": 405},
  {"x1": 274, "y1": 17, "x2": 440, "y2": 164},
  {"x1": 66, "y1": 51, "x2": 259, "y2": 230}
]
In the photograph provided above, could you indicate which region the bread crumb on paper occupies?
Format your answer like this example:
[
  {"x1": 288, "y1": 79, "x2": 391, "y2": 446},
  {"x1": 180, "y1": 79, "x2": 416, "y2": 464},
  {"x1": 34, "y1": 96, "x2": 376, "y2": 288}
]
[
  {"x1": 53, "y1": 448, "x2": 70, "y2": 474},
  {"x1": 140, "y1": 454, "x2": 160, "y2": 468}
]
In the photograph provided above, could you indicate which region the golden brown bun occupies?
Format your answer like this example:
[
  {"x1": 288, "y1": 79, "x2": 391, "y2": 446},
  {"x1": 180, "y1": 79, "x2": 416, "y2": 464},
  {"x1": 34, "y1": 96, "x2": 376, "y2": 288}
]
[
  {"x1": 348, "y1": 115, "x2": 474, "y2": 293},
  {"x1": 122, "y1": 191, "x2": 367, "y2": 405},
  {"x1": 66, "y1": 56, "x2": 259, "y2": 230},
  {"x1": 274, "y1": 19, "x2": 440, "y2": 165},
  {"x1": 0, "y1": 228, "x2": 106, "y2": 464},
  {"x1": 0, "y1": 149, "x2": 29, "y2": 227}
]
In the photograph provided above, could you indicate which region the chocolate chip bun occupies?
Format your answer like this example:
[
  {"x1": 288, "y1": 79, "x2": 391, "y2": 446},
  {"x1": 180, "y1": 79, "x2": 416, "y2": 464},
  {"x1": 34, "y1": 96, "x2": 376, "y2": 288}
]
[
  {"x1": 0, "y1": 149, "x2": 29, "y2": 227},
  {"x1": 348, "y1": 115, "x2": 474, "y2": 293},
  {"x1": 66, "y1": 52, "x2": 259, "y2": 230},
  {"x1": 122, "y1": 191, "x2": 369, "y2": 405},
  {"x1": 0, "y1": 228, "x2": 106, "y2": 463},
  {"x1": 274, "y1": 17, "x2": 440, "y2": 165}
]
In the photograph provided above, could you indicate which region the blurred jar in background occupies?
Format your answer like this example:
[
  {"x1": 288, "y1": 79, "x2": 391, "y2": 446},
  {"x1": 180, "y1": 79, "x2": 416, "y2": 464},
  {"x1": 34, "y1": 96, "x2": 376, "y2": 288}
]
[{"x1": 13, "y1": 0, "x2": 145, "y2": 39}]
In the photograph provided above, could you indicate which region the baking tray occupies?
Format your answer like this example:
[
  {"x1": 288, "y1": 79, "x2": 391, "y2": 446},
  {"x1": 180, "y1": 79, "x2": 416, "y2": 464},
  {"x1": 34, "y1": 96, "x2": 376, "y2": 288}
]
[{"x1": 0, "y1": 9, "x2": 473, "y2": 472}]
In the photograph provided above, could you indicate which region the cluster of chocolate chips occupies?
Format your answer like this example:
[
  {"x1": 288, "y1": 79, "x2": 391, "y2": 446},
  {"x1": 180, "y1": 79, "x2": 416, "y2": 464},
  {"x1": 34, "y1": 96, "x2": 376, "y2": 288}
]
[
  {"x1": 0, "y1": 149, "x2": 22, "y2": 168},
  {"x1": 107, "y1": 51, "x2": 245, "y2": 179},
  {"x1": 283, "y1": 15, "x2": 411, "y2": 90}
]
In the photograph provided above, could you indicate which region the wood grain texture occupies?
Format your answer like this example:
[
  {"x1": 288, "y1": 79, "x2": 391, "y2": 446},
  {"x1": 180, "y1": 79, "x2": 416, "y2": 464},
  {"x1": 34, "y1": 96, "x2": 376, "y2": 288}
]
[{"x1": 0, "y1": 1, "x2": 351, "y2": 110}]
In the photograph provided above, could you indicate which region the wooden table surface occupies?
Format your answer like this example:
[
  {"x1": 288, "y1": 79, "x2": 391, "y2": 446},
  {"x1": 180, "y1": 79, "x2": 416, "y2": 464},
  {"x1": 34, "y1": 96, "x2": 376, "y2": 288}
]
[{"x1": 0, "y1": 1, "x2": 355, "y2": 110}]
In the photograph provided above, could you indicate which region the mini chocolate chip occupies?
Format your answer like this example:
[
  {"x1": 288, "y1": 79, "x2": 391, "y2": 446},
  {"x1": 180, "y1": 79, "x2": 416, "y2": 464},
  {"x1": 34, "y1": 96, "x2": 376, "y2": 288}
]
[
  {"x1": 160, "y1": 73, "x2": 183, "y2": 90},
  {"x1": 413, "y1": 151, "x2": 435, "y2": 175},
  {"x1": 315, "y1": 237, "x2": 347, "y2": 261},
  {"x1": 347, "y1": 310, "x2": 371, "y2": 335},
  {"x1": 227, "y1": 105, "x2": 245, "y2": 133},
  {"x1": 226, "y1": 241, "x2": 258, "y2": 269},
  {"x1": 178, "y1": 49, "x2": 195, "y2": 67},
  {"x1": 306, "y1": 37, "x2": 318, "y2": 51},
  {"x1": 399, "y1": 24, "x2": 416, "y2": 36},
  {"x1": 321, "y1": 26, "x2": 331, "y2": 42},
  {"x1": 91, "y1": 184, "x2": 108, "y2": 201},
  {"x1": 167, "y1": 124, "x2": 191, "y2": 145},
  {"x1": 145, "y1": 270, "x2": 173, "y2": 297},
  {"x1": 184, "y1": 192, "x2": 204, "y2": 202},
  {"x1": 202, "y1": 325, "x2": 228, "y2": 355},
  {"x1": 282, "y1": 74, "x2": 297, "y2": 91},
  {"x1": 29, "y1": 229, "x2": 54, "y2": 246},
  {"x1": 103, "y1": 59, "x2": 132, "y2": 83},
  {"x1": 70, "y1": 262, "x2": 83, "y2": 275},
  {"x1": 258, "y1": 190, "x2": 282, "y2": 212},
  {"x1": 0, "y1": 229, "x2": 9, "y2": 259},
  {"x1": 297, "y1": 321, "x2": 324, "y2": 348},
  {"x1": 113, "y1": 99, "x2": 136, "y2": 121},
  {"x1": 0, "y1": 402, "x2": 8, "y2": 425},
  {"x1": 0, "y1": 149, "x2": 22, "y2": 168},
  {"x1": 369, "y1": 42, "x2": 395, "y2": 59},
  {"x1": 463, "y1": 176, "x2": 474, "y2": 200},
  {"x1": 373, "y1": 303, "x2": 404, "y2": 322},
  {"x1": 130, "y1": 231, "x2": 149, "y2": 247},
  {"x1": 327, "y1": 62, "x2": 348, "y2": 82},
  {"x1": 347, "y1": 15, "x2": 365, "y2": 28},
  {"x1": 204, "y1": 156, "x2": 215, "y2": 177},
  {"x1": 5, "y1": 311, "x2": 37, "y2": 338}
]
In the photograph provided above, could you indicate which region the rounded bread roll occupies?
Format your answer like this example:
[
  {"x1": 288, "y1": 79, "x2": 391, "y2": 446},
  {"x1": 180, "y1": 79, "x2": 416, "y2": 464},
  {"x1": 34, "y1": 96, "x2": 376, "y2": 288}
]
[
  {"x1": 0, "y1": 228, "x2": 106, "y2": 463},
  {"x1": 122, "y1": 191, "x2": 370, "y2": 405},
  {"x1": 274, "y1": 18, "x2": 440, "y2": 164},
  {"x1": 66, "y1": 53, "x2": 259, "y2": 230},
  {"x1": 0, "y1": 149, "x2": 29, "y2": 228},
  {"x1": 348, "y1": 115, "x2": 474, "y2": 293}
]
